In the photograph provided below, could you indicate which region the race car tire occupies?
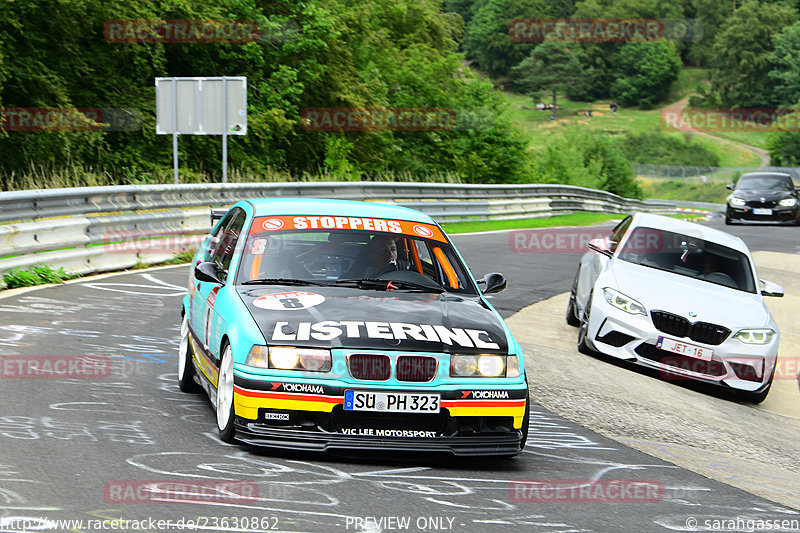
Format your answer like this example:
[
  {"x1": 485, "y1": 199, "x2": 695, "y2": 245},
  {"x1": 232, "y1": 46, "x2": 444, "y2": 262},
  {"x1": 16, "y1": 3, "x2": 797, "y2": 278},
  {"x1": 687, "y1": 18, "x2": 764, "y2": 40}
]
[
  {"x1": 178, "y1": 316, "x2": 201, "y2": 393},
  {"x1": 566, "y1": 272, "x2": 581, "y2": 327},
  {"x1": 724, "y1": 215, "x2": 733, "y2": 225},
  {"x1": 216, "y1": 344, "x2": 237, "y2": 443},
  {"x1": 736, "y1": 371, "x2": 773, "y2": 404},
  {"x1": 577, "y1": 292, "x2": 595, "y2": 355}
]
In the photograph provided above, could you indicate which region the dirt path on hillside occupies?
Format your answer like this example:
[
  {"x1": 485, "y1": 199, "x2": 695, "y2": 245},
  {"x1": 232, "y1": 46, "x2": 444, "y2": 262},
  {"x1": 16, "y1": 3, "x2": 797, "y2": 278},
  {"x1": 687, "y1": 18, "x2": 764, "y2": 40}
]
[{"x1": 670, "y1": 97, "x2": 770, "y2": 167}]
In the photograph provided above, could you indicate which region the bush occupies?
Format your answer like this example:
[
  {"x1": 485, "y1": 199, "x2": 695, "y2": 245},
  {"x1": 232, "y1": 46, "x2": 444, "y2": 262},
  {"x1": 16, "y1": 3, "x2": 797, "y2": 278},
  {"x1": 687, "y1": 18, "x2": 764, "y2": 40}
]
[
  {"x1": 532, "y1": 125, "x2": 642, "y2": 199},
  {"x1": 618, "y1": 132, "x2": 720, "y2": 166},
  {"x1": 3, "y1": 264, "x2": 74, "y2": 289}
]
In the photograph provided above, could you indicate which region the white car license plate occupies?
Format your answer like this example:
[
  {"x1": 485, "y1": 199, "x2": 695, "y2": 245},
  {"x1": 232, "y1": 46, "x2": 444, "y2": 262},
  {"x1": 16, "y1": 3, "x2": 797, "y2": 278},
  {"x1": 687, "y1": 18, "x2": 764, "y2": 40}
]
[
  {"x1": 344, "y1": 391, "x2": 440, "y2": 413},
  {"x1": 753, "y1": 208, "x2": 772, "y2": 215},
  {"x1": 657, "y1": 336, "x2": 713, "y2": 361}
]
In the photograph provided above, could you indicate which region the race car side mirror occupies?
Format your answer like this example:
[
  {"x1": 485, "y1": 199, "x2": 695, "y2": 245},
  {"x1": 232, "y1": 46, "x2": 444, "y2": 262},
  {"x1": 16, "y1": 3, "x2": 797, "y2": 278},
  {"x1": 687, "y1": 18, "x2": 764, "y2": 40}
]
[
  {"x1": 480, "y1": 272, "x2": 507, "y2": 294},
  {"x1": 588, "y1": 238, "x2": 613, "y2": 257},
  {"x1": 760, "y1": 279, "x2": 784, "y2": 298},
  {"x1": 726, "y1": 184, "x2": 735, "y2": 190},
  {"x1": 195, "y1": 261, "x2": 223, "y2": 285}
]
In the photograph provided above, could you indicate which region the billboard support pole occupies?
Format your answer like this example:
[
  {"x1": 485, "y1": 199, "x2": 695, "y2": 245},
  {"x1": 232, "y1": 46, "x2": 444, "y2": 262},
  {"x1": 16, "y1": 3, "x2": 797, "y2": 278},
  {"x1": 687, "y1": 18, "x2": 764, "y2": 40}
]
[
  {"x1": 222, "y1": 76, "x2": 228, "y2": 184},
  {"x1": 172, "y1": 79, "x2": 179, "y2": 184}
]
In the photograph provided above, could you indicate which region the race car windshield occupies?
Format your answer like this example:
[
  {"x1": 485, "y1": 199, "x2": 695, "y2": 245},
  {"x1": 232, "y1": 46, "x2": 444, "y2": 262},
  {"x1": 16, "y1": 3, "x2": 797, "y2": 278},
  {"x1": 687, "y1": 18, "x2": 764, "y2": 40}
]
[
  {"x1": 235, "y1": 216, "x2": 476, "y2": 294},
  {"x1": 617, "y1": 227, "x2": 756, "y2": 293}
]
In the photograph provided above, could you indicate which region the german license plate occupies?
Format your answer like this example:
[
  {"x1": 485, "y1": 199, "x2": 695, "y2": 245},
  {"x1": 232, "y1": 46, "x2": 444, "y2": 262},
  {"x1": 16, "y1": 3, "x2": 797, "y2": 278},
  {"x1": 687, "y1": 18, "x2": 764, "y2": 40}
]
[
  {"x1": 753, "y1": 208, "x2": 772, "y2": 215},
  {"x1": 344, "y1": 391, "x2": 440, "y2": 413},
  {"x1": 657, "y1": 336, "x2": 713, "y2": 361}
]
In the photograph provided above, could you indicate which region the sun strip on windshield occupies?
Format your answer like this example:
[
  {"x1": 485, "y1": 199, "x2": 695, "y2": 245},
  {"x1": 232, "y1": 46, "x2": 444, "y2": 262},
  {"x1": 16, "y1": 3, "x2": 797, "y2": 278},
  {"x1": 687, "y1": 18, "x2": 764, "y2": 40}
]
[
  {"x1": 249, "y1": 215, "x2": 447, "y2": 243},
  {"x1": 433, "y1": 246, "x2": 458, "y2": 289}
]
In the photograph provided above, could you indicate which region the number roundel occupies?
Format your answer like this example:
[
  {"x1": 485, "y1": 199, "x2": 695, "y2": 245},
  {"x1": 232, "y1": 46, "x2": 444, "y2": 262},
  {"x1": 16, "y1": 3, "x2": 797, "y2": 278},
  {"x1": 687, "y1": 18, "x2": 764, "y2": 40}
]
[{"x1": 252, "y1": 291, "x2": 325, "y2": 310}]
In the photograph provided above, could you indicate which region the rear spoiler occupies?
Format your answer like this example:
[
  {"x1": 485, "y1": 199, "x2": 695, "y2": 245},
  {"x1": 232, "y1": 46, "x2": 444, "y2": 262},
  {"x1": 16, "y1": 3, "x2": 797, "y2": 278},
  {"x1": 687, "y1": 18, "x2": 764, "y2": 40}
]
[{"x1": 210, "y1": 208, "x2": 228, "y2": 225}]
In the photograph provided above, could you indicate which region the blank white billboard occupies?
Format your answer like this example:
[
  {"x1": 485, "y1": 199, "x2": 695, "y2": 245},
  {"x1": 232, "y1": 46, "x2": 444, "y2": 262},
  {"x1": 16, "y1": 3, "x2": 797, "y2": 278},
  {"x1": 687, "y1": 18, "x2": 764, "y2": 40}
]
[{"x1": 156, "y1": 77, "x2": 246, "y2": 135}]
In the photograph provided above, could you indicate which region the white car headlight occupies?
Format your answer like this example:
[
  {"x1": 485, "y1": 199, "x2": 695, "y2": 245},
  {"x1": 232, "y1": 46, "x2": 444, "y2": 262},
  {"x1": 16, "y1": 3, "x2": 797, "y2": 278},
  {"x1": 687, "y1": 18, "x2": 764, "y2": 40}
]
[
  {"x1": 729, "y1": 197, "x2": 746, "y2": 207},
  {"x1": 602, "y1": 288, "x2": 646, "y2": 316},
  {"x1": 733, "y1": 329, "x2": 775, "y2": 345},
  {"x1": 779, "y1": 198, "x2": 797, "y2": 207},
  {"x1": 246, "y1": 346, "x2": 332, "y2": 372},
  {"x1": 450, "y1": 354, "x2": 514, "y2": 377}
]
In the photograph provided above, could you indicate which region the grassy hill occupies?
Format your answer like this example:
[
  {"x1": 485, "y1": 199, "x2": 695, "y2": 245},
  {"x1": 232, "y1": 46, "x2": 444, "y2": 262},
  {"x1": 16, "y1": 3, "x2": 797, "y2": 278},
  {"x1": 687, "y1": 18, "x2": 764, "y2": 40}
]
[{"x1": 500, "y1": 68, "x2": 769, "y2": 169}]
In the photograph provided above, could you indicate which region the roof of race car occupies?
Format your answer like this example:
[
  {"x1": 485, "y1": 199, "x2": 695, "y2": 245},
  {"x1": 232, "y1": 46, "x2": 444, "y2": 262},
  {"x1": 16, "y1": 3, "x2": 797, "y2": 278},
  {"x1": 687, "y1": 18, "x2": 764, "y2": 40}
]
[
  {"x1": 245, "y1": 198, "x2": 438, "y2": 224},
  {"x1": 631, "y1": 213, "x2": 749, "y2": 254}
]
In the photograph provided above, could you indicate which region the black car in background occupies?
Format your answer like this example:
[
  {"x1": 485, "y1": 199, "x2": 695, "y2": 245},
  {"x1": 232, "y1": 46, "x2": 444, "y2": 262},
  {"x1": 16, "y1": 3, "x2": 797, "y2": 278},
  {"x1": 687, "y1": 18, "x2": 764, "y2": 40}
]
[{"x1": 725, "y1": 172, "x2": 800, "y2": 225}]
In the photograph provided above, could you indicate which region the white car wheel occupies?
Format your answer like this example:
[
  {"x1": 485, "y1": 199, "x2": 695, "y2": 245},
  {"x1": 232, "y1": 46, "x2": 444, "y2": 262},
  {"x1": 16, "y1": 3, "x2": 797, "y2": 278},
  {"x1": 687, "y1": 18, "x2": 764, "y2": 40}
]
[{"x1": 216, "y1": 345, "x2": 236, "y2": 442}]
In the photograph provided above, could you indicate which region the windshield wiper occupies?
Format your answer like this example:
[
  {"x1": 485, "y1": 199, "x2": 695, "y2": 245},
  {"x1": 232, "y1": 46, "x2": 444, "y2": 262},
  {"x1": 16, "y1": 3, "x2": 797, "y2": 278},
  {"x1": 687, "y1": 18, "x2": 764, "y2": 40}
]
[
  {"x1": 336, "y1": 278, "x2": 445, "y2": 293},
  {"x1": 241, "y1": 278, "x2": 329, "y2": 286}
]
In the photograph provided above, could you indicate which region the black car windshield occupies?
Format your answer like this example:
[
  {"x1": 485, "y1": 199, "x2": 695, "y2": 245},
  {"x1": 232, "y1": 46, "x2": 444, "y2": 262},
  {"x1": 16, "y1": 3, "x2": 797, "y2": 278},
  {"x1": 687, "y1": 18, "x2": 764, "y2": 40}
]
[
  {"x1": 234, "y1": 215, "x2": 476, "y2": 294},
  {"x1": 617, "y1": 227, "x2": 756, "y2": 293},
  {"x1": 736, "y1": 176, "x2": 794, "y2": 191}
]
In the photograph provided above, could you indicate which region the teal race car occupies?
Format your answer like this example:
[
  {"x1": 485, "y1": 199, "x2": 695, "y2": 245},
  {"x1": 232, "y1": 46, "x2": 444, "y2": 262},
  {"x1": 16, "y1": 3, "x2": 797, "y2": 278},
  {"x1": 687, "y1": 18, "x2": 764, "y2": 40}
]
[{"x1": 179, "y1": 198, "x2": 529, "y2": 456}]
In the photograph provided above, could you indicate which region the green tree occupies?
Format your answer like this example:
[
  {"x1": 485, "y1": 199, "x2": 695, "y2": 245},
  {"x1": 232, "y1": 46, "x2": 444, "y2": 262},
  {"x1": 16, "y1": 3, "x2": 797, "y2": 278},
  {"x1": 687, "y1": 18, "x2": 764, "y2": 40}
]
[
  {"x1": 768, "y1": 21, "x2": 800, "y2": 106},
  {"x1": 710, "y1": 1, "x2": 796, "y2": 108},
  {"x1": 463, "y1": 0, "x2": 547, "y2": 78},
  {"x1": 511, "y1": 41, "x2": 587, "y2": 118},
  {"x1": 687, "y1": 0, "x2": 732, "y2": 66},
  {"x1": 610, "y1": 40, "x2": 681, "y2": 108},
  {"x1": 767, "y1": 130, "x2": 800, "y2": 165}
]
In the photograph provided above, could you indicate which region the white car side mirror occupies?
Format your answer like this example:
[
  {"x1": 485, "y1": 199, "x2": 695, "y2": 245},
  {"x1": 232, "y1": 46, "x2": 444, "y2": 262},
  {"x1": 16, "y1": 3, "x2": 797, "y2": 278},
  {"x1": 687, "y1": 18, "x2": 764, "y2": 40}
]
[{"x1": 760, "y1": 279, "x2": 784, "y2": 298}]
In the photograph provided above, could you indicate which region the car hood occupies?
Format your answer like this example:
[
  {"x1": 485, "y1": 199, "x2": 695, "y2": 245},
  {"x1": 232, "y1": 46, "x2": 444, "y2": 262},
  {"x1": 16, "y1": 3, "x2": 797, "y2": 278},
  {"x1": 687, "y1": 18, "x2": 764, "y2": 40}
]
[
  {"x1": 237, "y1": 286, "x2": 510, "y2": 354},
  {"x1": 607, "y1": 260, "x2": 770, "y2": 329},
  {"x1": 730, "y1": 189, "x2": 794, "y2": 202}
]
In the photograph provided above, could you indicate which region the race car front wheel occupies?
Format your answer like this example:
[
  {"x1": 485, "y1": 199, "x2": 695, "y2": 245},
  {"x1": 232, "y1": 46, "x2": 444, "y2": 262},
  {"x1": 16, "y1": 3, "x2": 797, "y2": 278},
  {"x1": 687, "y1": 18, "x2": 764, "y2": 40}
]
[
  {"x1": 178, "y1": 316, "x2": 201, "y2": 393},
  {"x1": 566, "y1": 272, "x2": 581, "y2": 327},
  {"x1": 216, "y1": 344, "x2": 237, "y2": 443},
  {"x1": 577, "y1": 291, "x2": 595, "y2": 355}
]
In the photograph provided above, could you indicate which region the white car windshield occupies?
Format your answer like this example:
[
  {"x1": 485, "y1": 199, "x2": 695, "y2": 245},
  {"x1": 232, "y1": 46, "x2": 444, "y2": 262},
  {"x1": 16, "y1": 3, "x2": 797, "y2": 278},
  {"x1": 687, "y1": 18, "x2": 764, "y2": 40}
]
[{"x1": 617, "y1": 227, "x2": 756, "y2": 293}]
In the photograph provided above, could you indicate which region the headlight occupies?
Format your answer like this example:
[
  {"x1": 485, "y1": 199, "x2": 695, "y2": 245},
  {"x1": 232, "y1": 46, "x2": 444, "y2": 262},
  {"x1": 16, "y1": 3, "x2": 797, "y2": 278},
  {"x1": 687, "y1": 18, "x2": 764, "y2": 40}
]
[
  {"x1": 779, "y1": 198, "x2": 797, "y2": 207},
  {"x1": 733, "y1": 329, "x2": 775, "y2": 345},
  {"x1": 450, "y1": 354, "x2": 512, "y2": 377},
  {"x1": 602, "y1": 288, "x2": 646, "y2": 316},
  {"x1": 246, "y1": 346, "x2": 332, "y2": 372},
  {"x1": 729, "y1": 197, "x2": 746, "y2": 207}
]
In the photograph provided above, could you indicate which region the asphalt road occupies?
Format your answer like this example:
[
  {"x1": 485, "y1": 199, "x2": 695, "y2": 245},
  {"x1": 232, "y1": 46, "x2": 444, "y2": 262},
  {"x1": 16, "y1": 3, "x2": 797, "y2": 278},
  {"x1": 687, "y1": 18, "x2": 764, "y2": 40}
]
[{"x1": 0, "y1": 214, "x2": 798, "y2": 533}]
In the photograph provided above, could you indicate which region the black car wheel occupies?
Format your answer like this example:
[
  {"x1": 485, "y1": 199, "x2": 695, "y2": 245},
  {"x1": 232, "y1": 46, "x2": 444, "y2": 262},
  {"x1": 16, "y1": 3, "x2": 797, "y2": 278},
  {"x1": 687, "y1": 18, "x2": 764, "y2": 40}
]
[
  {"x1": 566, "y1": 272, "x2": 581, "y2": 327},
  {"x1": 577, "y1": 292, "x2": 594, "y2": 355}
]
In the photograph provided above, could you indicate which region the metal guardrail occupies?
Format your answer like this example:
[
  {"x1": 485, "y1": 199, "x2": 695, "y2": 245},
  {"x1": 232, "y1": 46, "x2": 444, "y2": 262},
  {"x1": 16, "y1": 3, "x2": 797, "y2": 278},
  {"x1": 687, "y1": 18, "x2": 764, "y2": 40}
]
[{"x1": 0, "y1": 182, "x2": 677, "y2": 287}]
